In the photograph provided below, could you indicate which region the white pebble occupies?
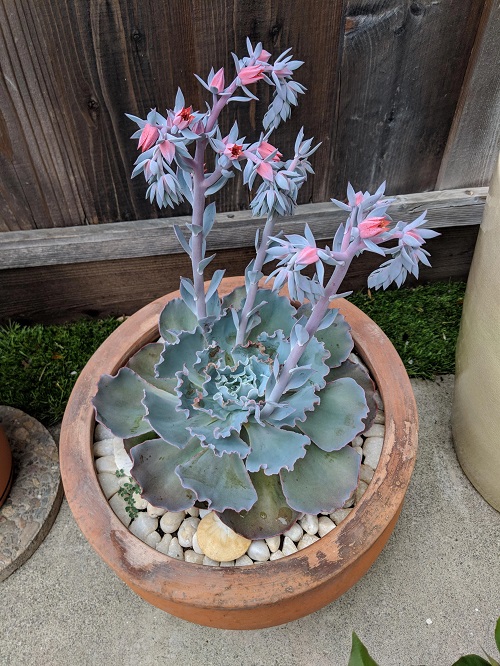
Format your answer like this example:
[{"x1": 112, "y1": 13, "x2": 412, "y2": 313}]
[
  {"x1": 131, "y1": 492, "x2": 147, "y2": 510},
  {"x1": 363, "y1": 436, "x2": 384, "y2": 469},
  {"x1": 282, "y1": 537, "x2": 298, "y2": 556},
  {"x1": 247, "y1": 540, "x2": 270, "y2": 562},
  {"x1": 330, "y1": 508, "x2": 352, "y2": 525},
  {"x1": 426, "y1": 618, "x2": 433, "y2": 625},
  {"x1": 187, "y1": 507, "x2": 200, "y2": 517},
  {"x1": 352, "y1": 435, "x2": 364, "y2": 448},
  {"x1": 299, "y1": 514, "x2": 319, "y2": 536},
  {"x1": 234, "y1": 555, "x2": 253, "y2": 567},
  {"x1": 198, "y1": 509, "x2": 211, "y2": 518},
  {"x1": 191, "y1": 532, "x2": 203, "y2": 554},
  {"x1": 318, "y1": 516, "x2": 336, "y2": 537},
  {"x1": 160, "y1": 511, "x2": 185, "y2": 534},
  {"x1": 93, "y1": 438, "x2": 116, "y2": 457},
  {"x1": 355, "y1": 481, "x2": 369, "y2": 503},
  {"x1": 270, "y1": 550, "x2": 285, "y2": 561},
  {"x1": 283, "y1": 523, "x2": 303, "y2": 542},
  {"x1": 297, "y1": 534, "x2": 319, "y2": 550},
  {"x1": 359, "y1": 464, "x2": 375, "y2": 484},
  {"x1": 156, "y1": 534, "x2": 173, "y2": 555},
  {"x1": 363, "y1": 423, "x2": 385, "y2": 439},
  {"x1": 95, "y1": 455, "x2": 118, "y2": 474},
  {"x1": 203, "y1": 556, "x2": 219, "y2": 566},
  {"x1": 374, "y1": 411, "x2": 385, "y2": 424},
  {"x1": 177, "y1": 517, "x2": 200, "y2": 548},
  {"x1": 94, "y1": 423, "x2": 113, "y2": 441},
  {"x1": 113, "y1": 438, "x2": 133, "y2": 475},
  {"x1": 220, "y1": 560, "x2": 235, "y2": 567},
  {"x1": 184, "y1": 550, "x2": 204, "y2": 564},
  {"x1": 265, "y1": 536, "x2": 281, "y2": 553},
  {"x1": 108, "y1": 493, "x2": 131, "y2": 527},
  {"x1": 130, "y1": 512, "x2": 158, "y2": 541},
  {"x1": 167, "y1": 537, "x2": 184, "y2": 560},
  {"x1": 343, "y1": 491, "x2": 355, "y2": 508},
  {"x1": 97, "y1": 472, "x2": 121, "y2": 500},
  {"x1": 373, "y1": 391, "x2": 384, "y2": 410},
  {"x1": 145, "y1": 531, "x2": 161, "y2": 547},
  {"x1": 146, "y1": 503, "x2": 167, "y2": 518},
  {"x1": 353, "y1": 446, "x2": 363, "y2": 458}
]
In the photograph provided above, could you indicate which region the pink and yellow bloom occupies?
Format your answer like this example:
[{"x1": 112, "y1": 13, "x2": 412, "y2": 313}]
[
  {"x1": 138, "y1": 124, "x2": 159, "y2": 152},
  {"x1": 358, "y1": 217, "x2": 390, "y2": 239},
  {"x1": 238, "y1": 65, "x2": 265, "y2": 86},
  {"x1": 223, "y1": 142, "x2": 244, "y2": 160},
  {"x1": 173, "y1": 106, "x2": 194, "y2": 130}
]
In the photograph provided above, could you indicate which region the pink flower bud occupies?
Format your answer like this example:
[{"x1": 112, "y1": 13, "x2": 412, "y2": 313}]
[
  {"x1": 259, "y1": 50, "x2": 272, "y2": 62},
  {"x1": 257, "y1": 141, "x2": 282, "y2": 162},
  {"x1": 296, "y1": 246, "x2": 319, "y2": 266},
  {"x1": 358, "y1": 217, "x2": 390, "y2": 239},
  {"x1": 138, "y1": 124, "x2": 159, "y2": 152},
  {"x1": 355, "y1": 192, "x2": 364, "y2": 206},
  {"x1": 210, "y1": 67, "x2": 225, "y2": 93},
  {"x1": 256, "y1": 161, "x2": 274, "y2": 181},
  {"x1": 238, "y1": 65, "x2": 265, "y2": 86}
]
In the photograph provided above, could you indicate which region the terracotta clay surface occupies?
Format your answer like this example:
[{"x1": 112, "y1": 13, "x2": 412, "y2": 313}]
[{"x1": 60, "y1": 277, "x2": 418, "y2": 629}]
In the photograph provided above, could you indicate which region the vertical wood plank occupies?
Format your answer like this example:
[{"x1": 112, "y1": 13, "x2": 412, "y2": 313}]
[
  {"x1": 330, "y1": 0, "x2": 485, "y2": 198},
  {"x1": 436, "y1": 0, "x2": 500, "y2": 189}
]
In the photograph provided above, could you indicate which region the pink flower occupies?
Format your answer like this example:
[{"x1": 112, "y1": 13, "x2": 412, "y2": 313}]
[
  {"x1": 159, "y1": 140, "x2": 175, "y2": 163},
  {"x1": 259, "y1": 50, "x2": 272, "y2": 62},
  {"x1": 173, "y1": 106, "x2": 194, "y2": 130},
  {"x1": 256, "y1": 161, "x2": 274, "y2": 181},
  {"x1": 358, "y1": 217, "x2": 390, "y2": 239},
  {"x1": 238, "y1": 65, "x2": 265, "y2": 86},
  {"x1": 355, "y1": 192, "x2": 364, "y2": 206},
  {"x1": 210, "y1": 67, "x2": 225, "y2": 93},
  {"x1": 223, "y1": 142, "x2": 244, "y2": 160},
  {"x1": 296, "y1": 246, "x2": 319, "y2": 266},
  {"x1": 257, "y1": 141, "x2": 282, "y2": 162},
  {"x1": 138, "y1": 124, "x2": 159, "y2": 152}
]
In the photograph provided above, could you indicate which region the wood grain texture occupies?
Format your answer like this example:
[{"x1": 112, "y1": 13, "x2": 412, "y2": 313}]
[
  {"x1": 0, "y1": 187, "x2": 487, "y2": 270},
  {"x1": 0, "y1": 224, "x2": 479, "y2": 324},
  {"x1": 437, "y1": 0, "x2": 500, "y2": 189},
  {"x1": 330, "y1": 0, "x2": 485, "y2": 198},
  {"x1": 0, "y1": 0, "x2": 492, "y2": 231},
  {"x1": 59, "y1": 277, "x2": 418, "y2": 629}
]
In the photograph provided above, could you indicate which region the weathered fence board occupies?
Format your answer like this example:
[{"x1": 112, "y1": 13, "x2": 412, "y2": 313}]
[
  {"x1": 0, "y1": 0, "x2": 490, "y2": 232},
  {"x1": 0, "y1": 188, "x2": 485, "y2": 323},
  {"x1": 437, "y1": 0, "x2": 500, "y2": 189},
  {"x1": 0, "y1": 188, "x2": 487, "y2": 269}
]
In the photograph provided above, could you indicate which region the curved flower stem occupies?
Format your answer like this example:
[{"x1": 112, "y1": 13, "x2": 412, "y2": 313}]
[
  {"x1": 191, "y1": 140, "x2": 209, "y2": 320},
  {"x1": 261, "y1": 240, "x2": 362, "y2": 416},
  {"x1": 235, "y1": 213, "x2": 276, "y2": 346}
]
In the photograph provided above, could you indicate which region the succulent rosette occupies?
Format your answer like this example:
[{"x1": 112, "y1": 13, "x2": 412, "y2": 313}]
[{"x1": 93, "y1": 288, "x2": 376, "y2": 539}]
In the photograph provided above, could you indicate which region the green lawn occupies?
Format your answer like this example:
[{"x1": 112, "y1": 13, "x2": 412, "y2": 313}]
[{"x1": 0, "y1": 281, "x2": 465, "y2": 426}]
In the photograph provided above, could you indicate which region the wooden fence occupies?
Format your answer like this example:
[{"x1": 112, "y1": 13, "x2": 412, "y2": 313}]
[{"x1": 0, "y1": 0, "x2": 499, "y2": 322}]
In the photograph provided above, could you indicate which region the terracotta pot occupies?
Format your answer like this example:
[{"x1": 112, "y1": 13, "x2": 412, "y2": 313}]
[
  {"x1": 0, "y1": 425, "x2": 13, "y2": 509},
  {"x1": 60, "y1": 277, "x2": 418, "y2": 629}
]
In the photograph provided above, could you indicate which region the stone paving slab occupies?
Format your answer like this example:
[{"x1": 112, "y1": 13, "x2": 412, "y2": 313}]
[{"x1": 1, "y1": 376, "x2": 499, "y2": 666}]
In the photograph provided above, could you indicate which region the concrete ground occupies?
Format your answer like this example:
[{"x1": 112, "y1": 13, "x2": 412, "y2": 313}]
[{"x1": 1, "y1": 375, "x2": 499, "y2": 666}]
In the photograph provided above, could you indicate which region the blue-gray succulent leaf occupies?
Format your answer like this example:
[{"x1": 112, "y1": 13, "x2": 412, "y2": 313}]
[
  {"x1": 280, "y1": 443, "x2": 361, "y2": 514},
  {"x1": 123, "y1": 431, "x2": 157, "y2": 456},
  {"x1": 198, "y1": 430, "x2": 250, "y2": 458},
  {"x1": 244, "y1": 419, "x2": 309, "y2": 475},
  {"x1": 208, "y1": 309, "x2": 238, "y2": 351},
  {"x1": 326, "y1": 359, "x2": 377, "y2": 433},
  {"x1": 314, "y1": 310, "x2": 353, "y2": 368},
  {"x1": 126, "y1": 343, "x2": 176, "y2": 394},
  {"x1": 142, "y1": 384, "x2": 194, "y2": 449},
  {"x1": 158, "y1": 297, "x2": 198, "y2": 343},
  {"x1": 257, "y1": 330, "x2": 291, "y2": 365},
  {"x1": 176, "y1": 449, "x2": 258, "y2": 512},
  {"x1": 189, "y1": 400, "x2": 250, "y2": 438},
  {"x1": 266, "y1": 384, "x2": 320, "y2": 427},
  {"x1": 130, "y1": 437, "x2": 201, "y2": 511},
  {"x1": 221, "y1": 285, "x2": 246, "y2": 311},
  {"x1": 217, "y1": 470, "x2": 299, "y2": 540},
  {"x1": 155, "y1": 328, "x2": 205, "y2": 381},
  {"x1": 290, "y1": 334, "x2": 330, "y2": 390},
  {"x1": 285, "y1": 366, "x2": 315, "y2": 390},
  {"x1": 297, "y1": 378, "x2": 368, "y2": 452},
  {"x1": 245, "y1": 289, "x2": 296, "y2": 338},
  {"x1": 93, "y1": 367, "x2": 152, "y2": 439}
]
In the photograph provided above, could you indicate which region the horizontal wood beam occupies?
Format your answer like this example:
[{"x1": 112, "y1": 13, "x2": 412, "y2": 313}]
[{"x1": 0, "y1": 187, "x2": 487, "y2": 271}]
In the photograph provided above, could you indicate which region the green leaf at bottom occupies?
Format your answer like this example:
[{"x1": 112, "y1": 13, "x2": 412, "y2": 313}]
[{"x1": 348, "y1": 633, "x2": 380, "y2": 666}]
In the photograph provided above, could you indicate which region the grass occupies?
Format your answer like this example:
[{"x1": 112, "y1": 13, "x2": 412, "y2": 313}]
[{"x1": 0, "y1": 281, "x2": 465, "y2": 426}]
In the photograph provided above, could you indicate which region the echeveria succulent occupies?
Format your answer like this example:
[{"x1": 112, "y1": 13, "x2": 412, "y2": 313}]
[
  {"x1": 93, "y1": 289, "x2": 376, "y2": 539},
  {"x1": 93, "y1": 39, "x2": 438, "y2": 543}
]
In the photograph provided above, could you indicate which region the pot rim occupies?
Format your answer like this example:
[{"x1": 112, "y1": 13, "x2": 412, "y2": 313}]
[{"x1": 60, "y1": 277, "x2": 418, "y2": 613}]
